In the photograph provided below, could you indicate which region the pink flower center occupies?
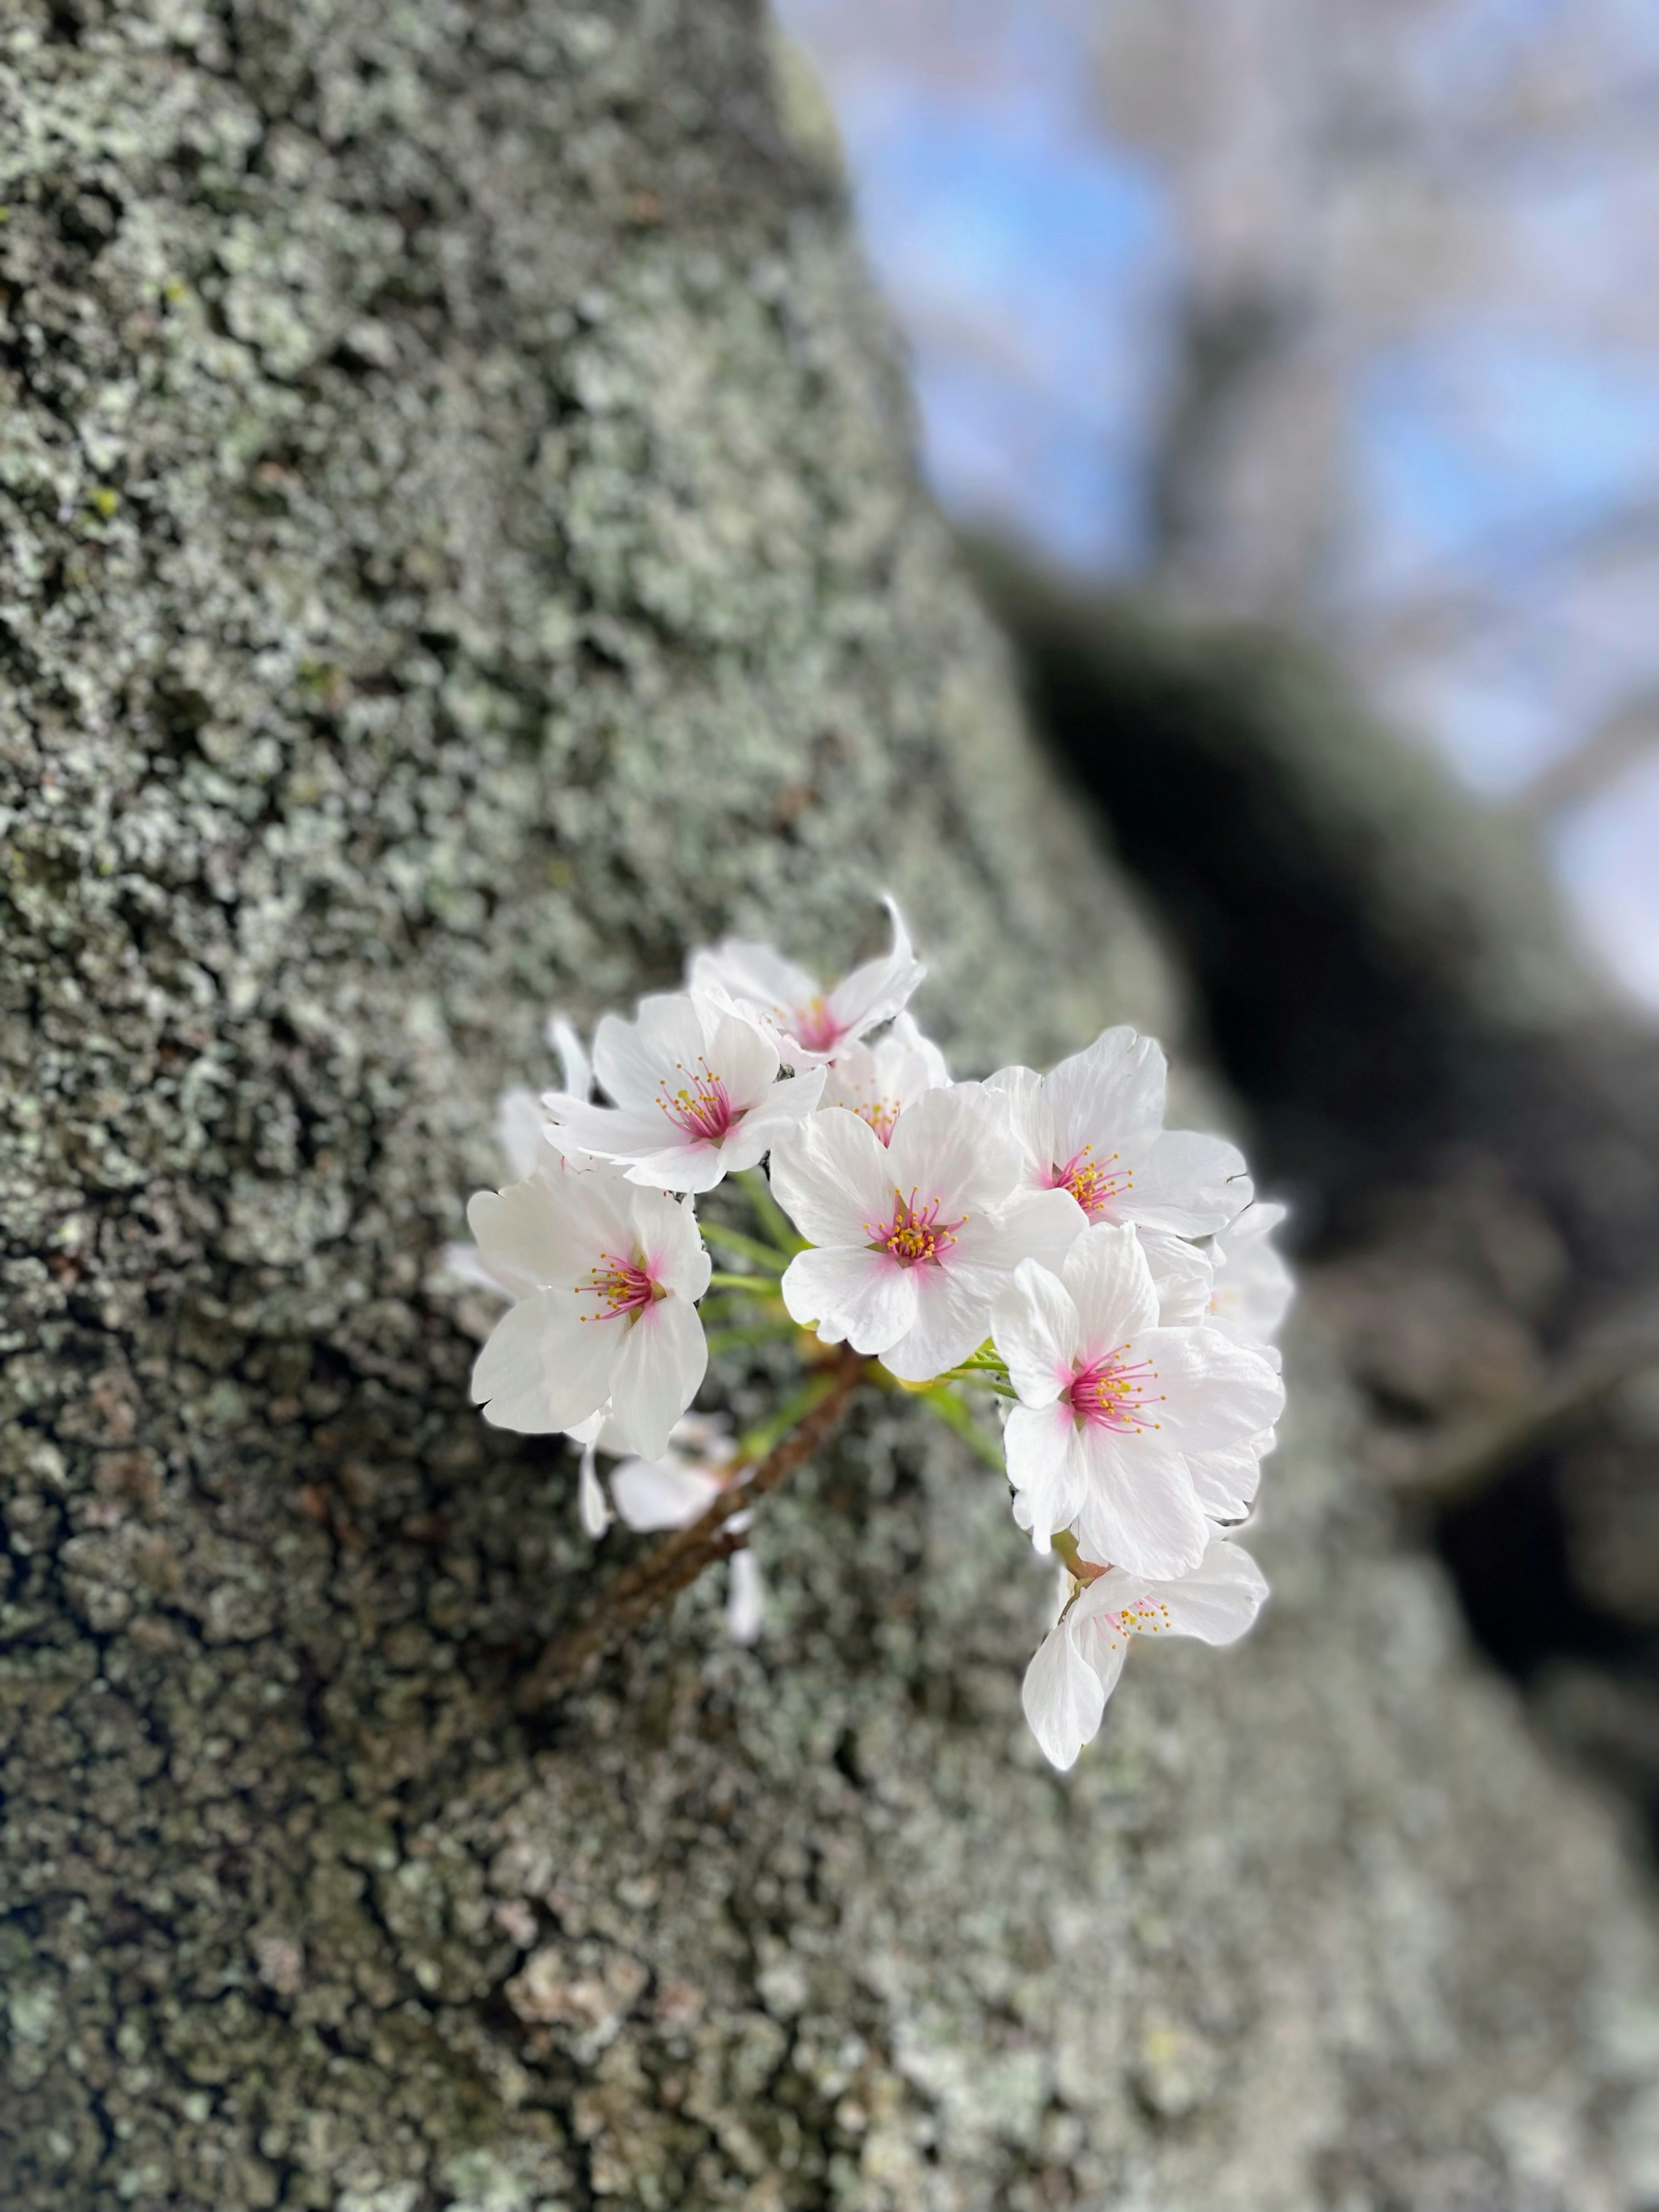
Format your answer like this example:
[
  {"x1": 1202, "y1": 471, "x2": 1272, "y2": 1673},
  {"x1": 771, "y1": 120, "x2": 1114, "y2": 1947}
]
[
  {"x1": 865, "y1": 1187, "x2": 963, "y2": 1268},
  {"x1": 855, "y1": 1097, "x2": 900, "y2": 1145},
  {"x1": 1099, "y1": 1595, "x2": 1172, "y2": 1638},
  {"x1": 657, "y1": 1057, "x2": 738, "y2": 1144},
  {"x1": 1045, "y1": 1144, "x2": 1131, "y2": 1219},
  {"x1": 1064, "y1": 1346, "x2": 1163, "y2": 1433},
  {"x1": 578, "y1": 1250, "x2": 664, "y2": 1322},
  {"x1": 792, "y1": 994, "x2": 845, "y2": 1055}
]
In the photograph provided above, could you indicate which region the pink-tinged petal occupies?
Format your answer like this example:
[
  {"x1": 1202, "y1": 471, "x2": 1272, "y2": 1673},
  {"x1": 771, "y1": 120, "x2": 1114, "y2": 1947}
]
[
  {"x1": 1072, "y1": 1427, "x2": 1208, "y2": 1581},
  {"x1": 1148, "y1": 1328, "x2": 1285, "y2": 1446},
  {"x1": 767, "y1": 1107, "x2": 896, "y2": 1248},
  {"x1": 628, "y1": 1188, "x2": 711, "y2": 1302},
  {"x1": 1118, "y1": 1129, "x2": 1252, "y2": 1238},
  {"x1": 708, "y1": 1008, "x2": 782, "y2": 1109},
  {"x1": 1022, "y1": 1615, "x2": 1116, "y2": 1771},
  {"x1": 780, "y1": 1243, "x2": 918, "y2": 1353},
  {"x1": 1061, "y1": 1222, "x2": 1160, "y2": 1361},
  {"x1": 1152, "y1": 1538, "x2": 1269, "y2": 1643},
  {"x1": 1003, "y1": 1400, "x2": 1090, "y2": 1547},
  {"x1": 885, "y1": 1085, "x2": 1019, "y2": 1216},
  {"x1": 879, "y1": 1262, "x2": 993, "y2": 1382},
  {"x1": 820, "y1": 893, "x2": 926, "y2": 1046},
  {"x1": 954, "y1": 1186, "x2": 1085, "y2": 1283},
  {"x1": 591, "y1": 992, "x2": 710, "y2": 1112},
  {"x1": 1138, "y1": 1229, "x2": 1213, "y2": 1327},
  {"x1": 992, "y1": 1261, "x2": 1079, "y2": 1407},
  {"x1": 610, "y1": 1455, "x2": 722, "y2": 1532},
  {"x1": 983, "y1": 1063, "x2": 1056, "y2": 1184},
  {"x1": 687, "y1": 938, "x2": 818, "y2": 1024},
  {"x1": 1045, "y1": 1027, "x2": 1167, "y2": 1163},
  {"x1": 1185, "y1": 1438, "x2": 1264, "y2": 1521},
  {"x1": 470, "y1": 1288, "x2": 621, "y2": 1434},
  {"x1": 607, "y1": 1295, "x2": 707, "y2": 1461}
]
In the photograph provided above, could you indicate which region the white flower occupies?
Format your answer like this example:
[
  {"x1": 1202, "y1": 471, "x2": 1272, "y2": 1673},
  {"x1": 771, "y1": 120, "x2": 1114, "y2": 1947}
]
[
  {"x1": 546, "y1": 1014, "x2": 594, "y2": 1110},
  {"x1": 988, "y1": 1026, "x2": 1251, "y2": 1241},
  {"x1": 818, "y1": 1010, "x2": 950, "y2": 1144},
  {"x1": 769, "y1": 1087, "x2": 1081, "y2": 1383},
  {"x1": 467, "y1": 1162, "x2": 711, "y2": 1458},
  {"x1": 1023, "y1": 1535, "x2": 1268, "y2": 1770},
  {"x1": 1206, "y1": 1201, "x2": 1294, "y2": 1367},
  {"x1": 547, "y1": 990, "x2": 825, "y2": 1193},
  {"x1": 992, "y1": 1223, "x2": 1284, "y2": 1576},
  {"x1": 686, "y1": 895, "x2": 925, "y2": 1067},
  {"x1": 442, "y1": 1087, "x2": 569, "y2": 1298}
]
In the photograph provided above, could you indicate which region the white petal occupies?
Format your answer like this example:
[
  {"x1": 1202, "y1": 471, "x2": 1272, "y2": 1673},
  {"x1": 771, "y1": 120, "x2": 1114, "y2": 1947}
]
[
  {"x1": 468, "y1": 1172, "x2": 617, "y2": 1293},
  {"x1": 1045, "y1": 1027, "x2": 1167, "y2": 1162},
  {"x1": 1003, "y1": 1400, "x2": 1091, "y2": 1548},
  {"x1": 819, "y1": 893, "x2": 926, "y2": 1048},
  {"x1": 547, "y1": 1015, "x2": 594, "y2": 1102},
  {"x1": 954, "y1": 1185, "x2": 1085, "y2": 1281},
  {"x1": 767, "y1": 1107, "x2": 896, "y2": 1248},
  {"x1": 629, "y1": 1187, "x2": 712, "y2": 1302},
  {"x1": 1154, "y1": 1538, "x2": 1269, "y2": 1644},
  {"x1": 607, "y1": 1295, "x2": 708, "y2": 1461},
  {"x1": 885, "y1": 1084, "x2": 1019, "y2": 1215},
  {"x1": 1072, "y1": 1428, "x2": 1209, "y2": 1580},
  {"x1": 727, "y1": 1066, "x2": 829, "y2": 1160},
  {"x1": 441, "y1": 1241, "x2": 529, "y2": 1301},
  {"x1": 494, "y1": 1087, "x2": 555, "y2": 1183},
  {"x1": 1061, "y1": 1221, "x2": 1160, "y2": 1361},
  {"x1": 1138, "y1": 1230, "x2": 1214, "y2": 1327},
  {"x1": 1209, "y1": 1201, "x2": 1296, "y2": 1348},
  {"x1": 548, "y1": 1101, "x2": 705, "y2": 1183},
  {"x1": 992, "y1": 1261, "x2": 1078, "y2": 1406},
  {"x1": 1185, "y1": 1438, "x2": 1265, "y2": 1520},
  {"x1": 1118, "y1": 1129, "x2": 1252, "y2": 1238},
  {"x1": 609, "y1": 1455, "x2": 721, "y2": 1531},
  {"x1": 470, "y1": 1288, "x2": 621, "y2": 1434},
  {"x1": 709, "y1": 1008, "x2": 782, "y2": 1108},
  {"x1": 879, "y1": 1260, "x2": 994, "y2": 1382},
  {"x1": 577, "y1": 1445, "x2": 611, "y2": 1538},
  {"x1": 591, "y1": 992, "x2": 712, "y2": 1112},
  {"x1": 1149, "y1": 1328, "x2": 1285, "y2": 1446},
  {"x1": 983, "y1": 1063, "x2": 1056, "y2": 1184},
  {"x1": 1022, "y1": 1615, "x2": 1116, "y2": 1770},
  {"x1": 687, "y1": 938, "x2": 818, "y2": 1025},
  {"x1": 725, "y1": 1548, "x2": 765, "y2": 1643},
  {"x1": 781, "y1": 1244, "x2": 918, "y2": 1353}
]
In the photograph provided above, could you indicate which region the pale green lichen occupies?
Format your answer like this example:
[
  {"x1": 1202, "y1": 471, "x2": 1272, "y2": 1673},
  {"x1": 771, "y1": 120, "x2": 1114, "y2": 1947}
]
[{"x1": 3, "y1": 5, "x2": 1659, "y2": 2209}]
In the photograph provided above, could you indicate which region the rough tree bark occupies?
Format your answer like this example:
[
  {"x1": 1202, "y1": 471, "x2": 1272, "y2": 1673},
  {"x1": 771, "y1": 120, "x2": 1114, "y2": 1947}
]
[{"x1": 4, "y1": 6, "x2": 1659, "y2": 2209}]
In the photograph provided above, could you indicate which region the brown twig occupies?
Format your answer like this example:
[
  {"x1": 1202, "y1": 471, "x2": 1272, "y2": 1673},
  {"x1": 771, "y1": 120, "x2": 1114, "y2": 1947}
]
[{"x1": 513, "y1": 1348, "x2": 868, "y2": 1712}]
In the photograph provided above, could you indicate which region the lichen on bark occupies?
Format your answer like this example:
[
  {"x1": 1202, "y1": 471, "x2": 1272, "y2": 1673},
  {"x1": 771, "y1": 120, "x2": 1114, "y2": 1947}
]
[{"x1": 4, "y1": 5, "x2": 1659, "y2": 2209}]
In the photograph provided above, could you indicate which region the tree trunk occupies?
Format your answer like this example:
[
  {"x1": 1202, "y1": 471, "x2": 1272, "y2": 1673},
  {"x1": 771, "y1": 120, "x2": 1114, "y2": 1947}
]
[{"x1": 3, "y1": 6, "x2": 1658, "y2": 2208}]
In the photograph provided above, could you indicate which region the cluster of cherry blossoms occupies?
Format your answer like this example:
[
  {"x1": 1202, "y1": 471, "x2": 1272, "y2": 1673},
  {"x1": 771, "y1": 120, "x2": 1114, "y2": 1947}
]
[{"x1": 449, "y1": 901, "x2": 1293, "y2": 1768}]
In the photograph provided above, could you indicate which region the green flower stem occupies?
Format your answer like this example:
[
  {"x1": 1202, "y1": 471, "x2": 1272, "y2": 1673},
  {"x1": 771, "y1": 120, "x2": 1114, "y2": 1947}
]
[
  {"x1": 704, "y1": 1319, "x2": 802, "y2": 1353},
  {"x1": 738, "y1": 1166, "x2": 805, "y2": 1255},
  {"x1": 699, "y1": 1221, "x2": 787, "y2": 1274}
]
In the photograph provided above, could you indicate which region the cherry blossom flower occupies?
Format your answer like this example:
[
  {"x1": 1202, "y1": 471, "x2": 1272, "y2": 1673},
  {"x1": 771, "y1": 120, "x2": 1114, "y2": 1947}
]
[
  {"x1": 992, "y1": 1223, "x2": 1283, "y2": 1576},
  {"x1": 988, "y1": 1026, "x2": 1251, "y2": 1242},
  {"x1": 818, "y1": 1011, "x2": 951, "y2": 1143},
  {"x1": 467, "y1": 1162, "x2": 711, "y2": 1457},
  {"x1": 1206, "y1": 1201, "x2": 1295, "y2": 1368},
  {"x1": 686, "y1": 895, "x2": 925, "y2": 1067},
  {"x1": 769, "y1": 1087, "x2": 1081, "y2": 1383},
  {"x1": 1023, "y1": 1535, "x2": 1268, "y2": 1770},
  {"x1": 547, "y1": 991, "x2": 825, "y2": 1194}
]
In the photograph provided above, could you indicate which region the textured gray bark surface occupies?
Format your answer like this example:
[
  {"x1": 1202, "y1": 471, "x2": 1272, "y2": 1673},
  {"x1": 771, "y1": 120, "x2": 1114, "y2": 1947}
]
[{"x1": 4, "y1": 6, "x2": 1659, "y2": 2209}]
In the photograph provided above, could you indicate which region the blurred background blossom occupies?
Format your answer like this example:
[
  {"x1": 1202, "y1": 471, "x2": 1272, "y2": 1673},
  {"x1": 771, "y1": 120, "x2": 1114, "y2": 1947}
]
[{"x1": 778, "y1": 0, "x2": 1659, "y2": 1008}]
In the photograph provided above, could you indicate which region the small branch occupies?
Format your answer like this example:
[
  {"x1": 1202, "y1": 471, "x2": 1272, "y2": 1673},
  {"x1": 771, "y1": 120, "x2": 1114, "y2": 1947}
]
[{"x1": 513, "y1": 1348, "x2": 868, "y2": 1712}]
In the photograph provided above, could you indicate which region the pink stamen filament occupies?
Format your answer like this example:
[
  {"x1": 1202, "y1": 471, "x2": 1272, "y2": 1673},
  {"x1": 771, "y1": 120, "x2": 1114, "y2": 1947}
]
[
  {"x1": 792, "y1": 994, "x2": 845, "y2": 1055},
  {"x1": 1045, "y1": 1144, "x2": 1131, "y2": 1218},
  {"x1": 864, "y1": 1187, "x2": 963, "y2": 1268},
  {"x1": 577, "y1": 1250, "x2": 664, "y2": 1322},
  {"x1": 1064, "y1": 1345, "x2": 1163, "y2": 1433},
  {"x1": 656, "y1": 1056, "x2": 737, "y2": 1144}
]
